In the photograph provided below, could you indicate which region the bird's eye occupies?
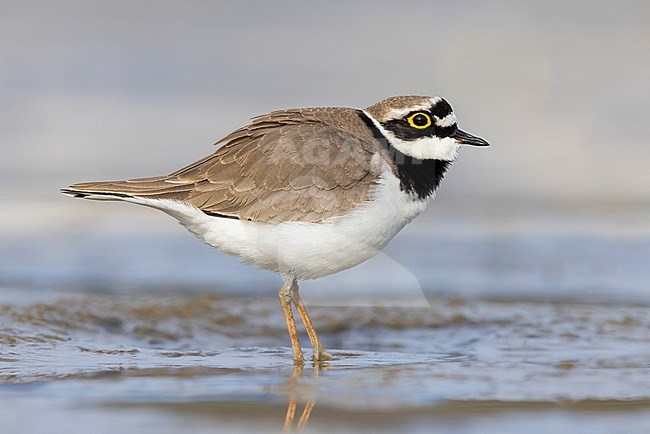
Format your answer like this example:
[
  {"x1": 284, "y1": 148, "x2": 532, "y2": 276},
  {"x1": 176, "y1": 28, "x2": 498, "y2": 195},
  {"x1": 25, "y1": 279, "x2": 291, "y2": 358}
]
[{"x1": 407, "y1": 112, "x2": 432, "y2": 129}]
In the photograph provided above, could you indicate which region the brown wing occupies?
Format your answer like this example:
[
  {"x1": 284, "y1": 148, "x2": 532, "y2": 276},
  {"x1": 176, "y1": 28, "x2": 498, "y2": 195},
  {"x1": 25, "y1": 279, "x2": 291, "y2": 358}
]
[{"x1": 64, "y1": 108, "x2": 382, "y2": 223}]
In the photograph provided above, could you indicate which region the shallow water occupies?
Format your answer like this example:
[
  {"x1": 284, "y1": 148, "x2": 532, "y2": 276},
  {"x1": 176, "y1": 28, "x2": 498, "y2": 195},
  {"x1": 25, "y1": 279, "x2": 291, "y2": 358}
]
[
  {"x1": 1, "y1": 285, "x2": 649, "y2": 433},
  {"x1": 1, "y1": 202, "x2": 649, "y2": 433}
]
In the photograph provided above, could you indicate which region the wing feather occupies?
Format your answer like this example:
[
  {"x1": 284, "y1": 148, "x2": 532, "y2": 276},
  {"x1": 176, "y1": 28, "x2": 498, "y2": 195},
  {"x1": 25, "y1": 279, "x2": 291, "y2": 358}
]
[{"x1": 65, "y1": 107, "x2": 382, "y2": 223}]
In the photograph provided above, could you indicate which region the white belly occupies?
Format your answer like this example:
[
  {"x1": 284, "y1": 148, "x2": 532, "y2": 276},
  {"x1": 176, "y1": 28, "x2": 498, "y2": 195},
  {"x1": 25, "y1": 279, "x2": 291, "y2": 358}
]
[{"x1": 131, "y1": 169, "x2": 430, "y2": 280}]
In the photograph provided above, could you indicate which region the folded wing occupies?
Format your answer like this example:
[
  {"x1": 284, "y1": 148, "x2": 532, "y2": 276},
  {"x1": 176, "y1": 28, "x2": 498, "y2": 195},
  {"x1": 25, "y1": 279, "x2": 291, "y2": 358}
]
[{"x1": 63, "y1": 108, "x2": 380, "y2": 223}]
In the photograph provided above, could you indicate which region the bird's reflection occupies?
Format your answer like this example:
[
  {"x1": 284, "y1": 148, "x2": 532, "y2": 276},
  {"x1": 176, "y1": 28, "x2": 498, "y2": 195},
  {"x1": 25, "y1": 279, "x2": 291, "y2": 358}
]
[{"x1": 283, "y1": 362, "x2": 327, "y2": 432}]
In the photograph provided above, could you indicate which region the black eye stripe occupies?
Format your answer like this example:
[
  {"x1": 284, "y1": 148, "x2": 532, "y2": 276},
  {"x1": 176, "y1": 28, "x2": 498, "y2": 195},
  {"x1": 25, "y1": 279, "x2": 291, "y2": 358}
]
[
  {"x1": 382, "y1": 118, "x2": 457, "y2": 141},
  {"x1": 377, "y1": 97, "x2": 457, "y2": 141},
  {"x1": 383, "y1": 118, "x2": 431, "y2": 140}
]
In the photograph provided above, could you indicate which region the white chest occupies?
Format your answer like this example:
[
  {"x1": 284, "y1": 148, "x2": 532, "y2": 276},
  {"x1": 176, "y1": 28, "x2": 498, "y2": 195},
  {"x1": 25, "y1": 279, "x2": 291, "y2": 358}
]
[{"x1": 142, "y1": 168, "x2": 431, "y2": 279}]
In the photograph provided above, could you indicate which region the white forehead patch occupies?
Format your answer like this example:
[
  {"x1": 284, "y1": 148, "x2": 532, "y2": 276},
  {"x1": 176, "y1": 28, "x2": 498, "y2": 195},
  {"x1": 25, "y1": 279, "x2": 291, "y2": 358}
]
[{"x1": 435, "y1": 112, "x2": 457, "y2": 127}]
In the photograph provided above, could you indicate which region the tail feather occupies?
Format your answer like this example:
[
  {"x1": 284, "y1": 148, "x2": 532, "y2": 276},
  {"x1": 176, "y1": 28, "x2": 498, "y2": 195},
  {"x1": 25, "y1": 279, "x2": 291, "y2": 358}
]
[
  {"x1": 61, "y1": 177, "x2": 196, "y2": 201},
  {"x1": 60, "y1": 186, "x2": 133, "y2": 200}
]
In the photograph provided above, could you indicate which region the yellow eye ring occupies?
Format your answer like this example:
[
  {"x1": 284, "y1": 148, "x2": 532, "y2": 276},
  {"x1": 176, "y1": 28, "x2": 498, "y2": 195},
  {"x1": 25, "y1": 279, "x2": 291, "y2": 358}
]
[{"x1": 407, "y1": 112, "x2": 432, "y2": 129}]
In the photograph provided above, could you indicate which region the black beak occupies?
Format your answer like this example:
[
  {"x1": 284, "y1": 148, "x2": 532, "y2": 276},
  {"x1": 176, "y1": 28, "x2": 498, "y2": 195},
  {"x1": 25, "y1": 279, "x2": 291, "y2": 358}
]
[{"x1": 453, "y1": 129, "x2": 490, "y2": 147}]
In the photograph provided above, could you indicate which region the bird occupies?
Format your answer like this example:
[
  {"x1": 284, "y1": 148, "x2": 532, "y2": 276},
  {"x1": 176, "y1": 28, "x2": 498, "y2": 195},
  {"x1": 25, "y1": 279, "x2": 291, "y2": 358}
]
[{"x1": 62, "y1": 95, "x2": 489, "y2": 363}]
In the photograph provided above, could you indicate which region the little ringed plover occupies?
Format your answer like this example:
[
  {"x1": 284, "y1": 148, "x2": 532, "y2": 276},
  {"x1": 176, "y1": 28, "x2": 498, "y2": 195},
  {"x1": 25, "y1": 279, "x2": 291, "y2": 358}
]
[{"x1": 62, "y1": 95, "x2": 489, "y2": 362}]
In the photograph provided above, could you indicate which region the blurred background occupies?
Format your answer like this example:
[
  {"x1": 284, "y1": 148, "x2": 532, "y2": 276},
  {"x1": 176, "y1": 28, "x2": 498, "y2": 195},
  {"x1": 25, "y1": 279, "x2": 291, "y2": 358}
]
[
  {"x1": 2, "y1": 2, "x2": 650, "y2": 433},
  {"x1": 1, "y1": 0, "x2": 649, "y2": 302}
]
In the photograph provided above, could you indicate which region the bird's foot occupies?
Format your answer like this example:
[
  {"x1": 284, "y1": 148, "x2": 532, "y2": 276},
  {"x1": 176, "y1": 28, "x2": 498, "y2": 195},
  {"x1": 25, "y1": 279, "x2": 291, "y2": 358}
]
[{"x1": 311, "y1": 346, "x2": 332, "y2": 362}]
